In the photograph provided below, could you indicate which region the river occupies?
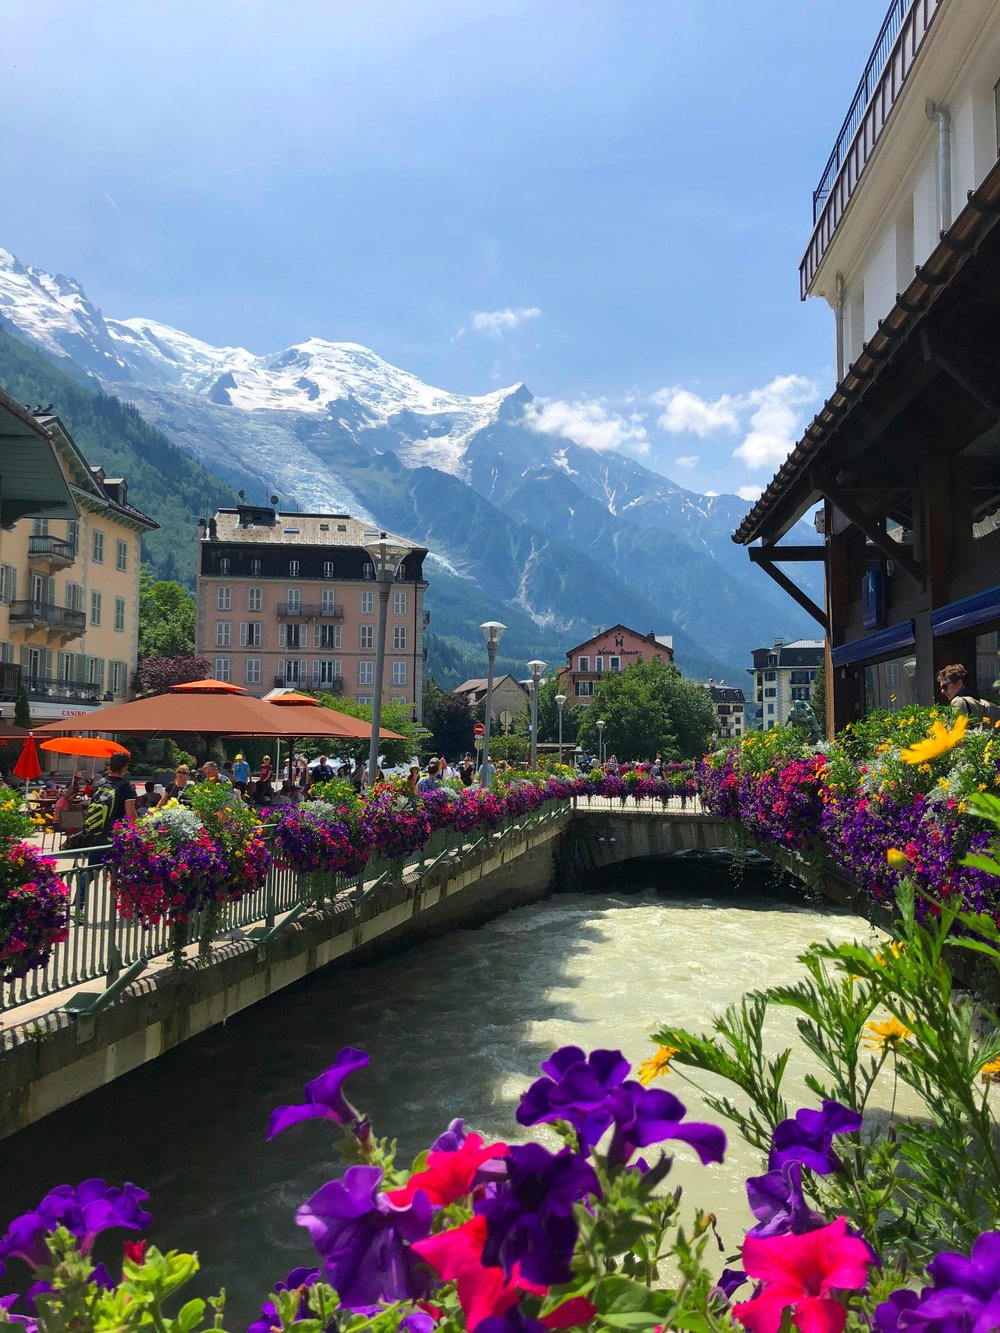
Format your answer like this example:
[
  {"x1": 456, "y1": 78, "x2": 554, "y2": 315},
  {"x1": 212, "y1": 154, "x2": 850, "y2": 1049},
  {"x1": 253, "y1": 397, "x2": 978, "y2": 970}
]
[{"x1": 0, "y1": 869, "x2": 881, "y2": 1320}]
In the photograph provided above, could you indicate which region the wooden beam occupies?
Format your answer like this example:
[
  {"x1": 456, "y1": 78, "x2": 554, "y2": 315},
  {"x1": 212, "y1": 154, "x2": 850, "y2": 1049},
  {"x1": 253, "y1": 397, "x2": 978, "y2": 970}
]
[
  {"x1": 812, "y1": 473, "x2": 924, "y2": 584},
  {"x1": 748, "y1": 545, "x2": 826, "y2": 562},
  {"x1": 751, "y1": 554, "x2": 828, "y2": 630}
]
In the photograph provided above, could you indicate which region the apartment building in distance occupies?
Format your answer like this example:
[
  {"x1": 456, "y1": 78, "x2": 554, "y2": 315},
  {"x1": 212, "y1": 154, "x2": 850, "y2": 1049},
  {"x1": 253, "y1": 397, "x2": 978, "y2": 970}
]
[
  {"x1": 557, "y1": 624, "x2": 675, "y2": 706},
  {"x1": 195, "y1": 507, "x2": 429, "y2": 720},
  {"x1": 0, "y1": 402, "x2": 156, "y2": 722},
  {"x1": 703, "y1": 681, "x2": 746, "y2": 742},
  {"x1": 748, "y1": 638, "x2": 824, "y2": 731}
]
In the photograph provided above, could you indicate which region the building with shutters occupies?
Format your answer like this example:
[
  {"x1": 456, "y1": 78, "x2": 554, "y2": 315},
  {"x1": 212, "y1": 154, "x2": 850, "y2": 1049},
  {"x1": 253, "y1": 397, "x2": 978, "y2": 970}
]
[
  {"x1": 194, "y1": 507, "x2": 429, "y2": 720},
  {"x1": 748, "y1": 639, "x2": 824, "y2": 731},
  {"x1": 703, "y1": 681, "x2": 747, "y2": 742},
  {"x1": 556, "y1": 625, "x2": 675, "y2": 707},
  {"x1": 0, "y1": 404, "x2": 156, "y2": 722}
]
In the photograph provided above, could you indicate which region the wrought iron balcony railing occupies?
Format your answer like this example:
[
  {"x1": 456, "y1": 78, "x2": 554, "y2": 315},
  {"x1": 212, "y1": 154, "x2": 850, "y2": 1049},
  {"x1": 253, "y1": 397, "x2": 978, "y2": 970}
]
[
  {"x1": 27, "y1": 535, "x2": 76, "y2": 567},
  {"x1": 9, "y1": 600, "x2": 86, "y2": 634},
  {"x1": 24, "y1": 676, "x2": 104, "y2": 705},
  {"x1": 275, "y1": 603, "x2": 344, "y2": 619}
]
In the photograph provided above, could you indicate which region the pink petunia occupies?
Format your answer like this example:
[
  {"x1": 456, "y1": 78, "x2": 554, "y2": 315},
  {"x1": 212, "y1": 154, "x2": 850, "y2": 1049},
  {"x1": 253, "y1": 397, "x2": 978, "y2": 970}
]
[{"x1": 732, "y1": 1216, "x2": 870, "y2": 1333}]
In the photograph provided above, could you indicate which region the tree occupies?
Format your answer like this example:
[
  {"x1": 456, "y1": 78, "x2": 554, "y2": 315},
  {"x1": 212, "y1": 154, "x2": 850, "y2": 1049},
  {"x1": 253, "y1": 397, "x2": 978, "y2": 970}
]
[
  {"x1": 133, "y1": 654, "x2": 211, "y2": 697},
  {"x1": 312, "y1": 693, "x2": 420, "y2": 767},
  {"x1": 13, "y1": 683, "x2": 30, "y2": 730},
  {"x1": 576, "y1": 658, "x2": 717, "y2": 761},
  {"x1": 137, "y1": 568, "x2": 197, "y2": 660},
  {"x1": 811, "y1": 665, "x2": 827, "y2": 736},
  {"x1": 535, "y1": 675, "x2": 579, "y2": 747},
  {"x1": 424, "y1": 689, "x2": 475, "y2": 761}
]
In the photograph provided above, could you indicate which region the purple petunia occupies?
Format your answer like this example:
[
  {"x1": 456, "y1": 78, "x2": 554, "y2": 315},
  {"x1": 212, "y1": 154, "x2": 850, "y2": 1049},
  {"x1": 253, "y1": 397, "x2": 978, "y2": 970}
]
[
  {"x1": 874, "y1": 1230, "x2": 1000, "y2": 1331},
  {"x1": 517, "y1": 1046, "x2": 631, "y2": 1151},
  {"x1": 247, "y1": 1267, "x2": 321, "y2": 1333},
  {"x1": 476, "y1": 1306, "x2": 547, "y2": 1333},
  {"x1": 268, "y1": 1048, "x2": 369, "y2": 1139},
  {"x1": 768, "y1": 1099, "x2": 862, "y2": 1175},
  {"x1": 430, "y1": 1118, "x2": 469, "y2": 1153},
  {"x1": 0, "y1": 1294, "x2": 38, "y2": 1333},
  {"x1": 745, "y1": 1161, "x2": 826, "y2": 1238},
  {"x1": 478, "y1": 1142, "x2": 600, "y2": 1287},
  {"x1": 0, "y1": 1180, "x2": 151, "y2": 1272},
  {"x1": 296, "y1": 1164, "x2": 433, "y2": 1308},
  {"x1": 604, "y1": 1083, "x2": 726, "y2": 1170}
]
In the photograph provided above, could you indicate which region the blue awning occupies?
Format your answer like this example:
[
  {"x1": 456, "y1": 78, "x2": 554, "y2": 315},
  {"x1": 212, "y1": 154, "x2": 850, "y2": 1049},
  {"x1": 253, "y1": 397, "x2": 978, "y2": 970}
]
[
  {"x1": 831, "y1": 621, "x2": 916, "y2": 669},
  {"x1": 931, "y1": 585, "x2": 1000, "y2": 637}
]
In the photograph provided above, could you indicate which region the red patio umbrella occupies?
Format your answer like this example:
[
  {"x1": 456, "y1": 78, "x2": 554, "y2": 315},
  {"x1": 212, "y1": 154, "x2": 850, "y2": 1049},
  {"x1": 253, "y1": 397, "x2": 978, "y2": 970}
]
[{"x1": 12, "y1": 735, "x2": 42, "y2": 784}]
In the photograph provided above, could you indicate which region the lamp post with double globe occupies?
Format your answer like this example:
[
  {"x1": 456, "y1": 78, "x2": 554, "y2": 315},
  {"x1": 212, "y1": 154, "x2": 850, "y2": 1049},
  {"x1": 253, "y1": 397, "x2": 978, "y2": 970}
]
[
  {"x1": 527, "y1": 659, "x2": 546, "y2": 770},
  {"x1": 555, "y1": 693, "x2": 567, "y2": 764},
  {"x1": 596, "y1": 718, "x2": 606, "y2": 767},
  {"x1": 479, "y1": 620, "x2": 507, "y2": 782},
  {"x1": 364, "y1": 531, "x2": 414, "y2": 786}
]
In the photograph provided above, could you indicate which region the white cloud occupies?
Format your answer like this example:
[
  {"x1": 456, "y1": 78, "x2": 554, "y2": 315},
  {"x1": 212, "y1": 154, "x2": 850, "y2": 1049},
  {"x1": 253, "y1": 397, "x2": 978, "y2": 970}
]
[
  {"x1": 523, "y1": 396, "x2": 650, "y2": 455},
  {"x1": 674, "y1": 454, "x2": 699, "y2": 469},
  {"x1": 466, "y1": 306, "x2": 541, "y2": 338},
  {"x1": 732, "y1": 374, "x2": 818, "y2": 470},
  {"x1": 737, "y1": 484, "x2": 763, "y2": 501},
  {"x1": 653, "y1": 386, "x2": 739, "y2": 436}
]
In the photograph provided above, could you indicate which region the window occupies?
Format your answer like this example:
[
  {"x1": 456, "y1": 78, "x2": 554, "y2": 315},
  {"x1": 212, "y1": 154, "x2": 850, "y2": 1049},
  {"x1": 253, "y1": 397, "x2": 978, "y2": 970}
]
[
  {"x1": 248, "y1": 586, "x2": 262, "y2": 612},
  {"x1": 245, "y1": 658, "x2": 262, "y2": 685},
  {"x1": 92, "y1": 529, "x2": 104, "y2": 563},
  {"x1": 393, "y1": 590, "x2": 407, "y2": 615},
  {"x1": 0, "y1": 564, "x2": 13, "y2": 605},
  {"x1": 357, "y1": 695, "x2": 373, "y2": 706},
  {"x1": 217, "y1": 586, "x2": 232, "y2": 611},
  {"x1": 109, "y1": 660, "x2": 127, "y2": 695},
  {"x1": 764, "y1": 687, "x2": 776, "y2": 698},
  {"x1": 250, "y1": 558, "x2": 262, "y2": 578},
  {"x1": 116, "y1": 538, "x2": 128, "y2": 572},
  {"x1": 214, "y1": 657, "x2": 231, "y2": 682},
  {"x1": 240, "y1": 621, "x2": 262, "y2": 647},
  {"x1": 286, "y1": 588, "x2": 301, "y2": 613},
  {"x1": 578, "y1": 656, "x2": 590, "y2": 672},
  {"x1": 358, "y1": 660, "x2": 374, "y2": 686},
  {"x1": 65, "y1": 581, "x2": 83, "y2": 612},
  {"x1": 767, "y1": 703, "x2": 774, "y2": 714},
  {"x1": 323, "y1": 561, "x2": 335, "y2": 580},
  {"x1": 282, "y1": 659, "x2": 304, "y2": 684},
  {"x1": 88, "y1": 656, "x2": 104, "y2": 687},
  {"x1": 392, "y1": 625, "x2": 407, "y2": 650},
  {"x1": 362, "y1": 562, "x2": 374, "y2": 581},
  {"x1": 114, "y1": 596, "x2": 126, "y2": 632},
  {"x1": 361, "y1": 590, "x2": 374, "y2": 614},
  {"x1": 318, "y1": 624, "x2": 341, "y2": 649},
  {"x1": 90, "y1": 590, "x2": 102, "y2": 626},
  {"x1": 67, "y1": 520, "x2": 79, "y2": 553},
  {"x1": 595, "y1": 656, "x2": 604, "y2": 673},
  {"x1": 884, "y1": 662, "x2": 900, "y2": 686},
  {"x1": 320, "y1": 588, "x2": 337, "y2": 613},
  {"x1": 359, "y1": 624, "x2": 374, "y2": 649},
  {"x1": 392, "y1": 660, "x2": 407, "y2": 686},
  {"x1": 288, "y1": 560, "x2": 300, "y2": 577},
  {"x1": 764, "y1": 670, "x2": 776, "y2": 682},
  {"x1": 318, "y1": 659, "x2": 341, "y2": 685},
  {"x1": 32, "y1": 518, "x2": 49, "y2": 536},
  {"x1": 790, "y1": 687, "x2": 810, "y2": 701},
  {"x1": 216, "y1": 621, "x2": 231, "y2": 647},
  {"x1": 609, "y1": 656, "x2": 621, "y2": 673},
  {"x1": 576, "y1": 680, "x2": 594, "y2": 697},
  {"x1": 281, "y1": 624, "x2": 306, "y2": 648},
  {"x1": 218, "y1": 556, "x2": 231, "y2": 575}
]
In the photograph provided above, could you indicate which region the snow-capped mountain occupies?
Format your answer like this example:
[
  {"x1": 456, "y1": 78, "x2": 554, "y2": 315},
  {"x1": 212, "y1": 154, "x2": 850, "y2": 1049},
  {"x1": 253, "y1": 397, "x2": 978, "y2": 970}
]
[{"x1": 0, "y1": 246, "x2": 818, "y2": 679}]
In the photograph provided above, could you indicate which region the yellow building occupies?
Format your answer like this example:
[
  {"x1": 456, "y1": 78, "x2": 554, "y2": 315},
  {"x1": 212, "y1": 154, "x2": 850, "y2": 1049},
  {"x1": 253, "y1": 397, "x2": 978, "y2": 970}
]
[{"x1": 0, "y1": 410, "x2": 156, "y2": 724}]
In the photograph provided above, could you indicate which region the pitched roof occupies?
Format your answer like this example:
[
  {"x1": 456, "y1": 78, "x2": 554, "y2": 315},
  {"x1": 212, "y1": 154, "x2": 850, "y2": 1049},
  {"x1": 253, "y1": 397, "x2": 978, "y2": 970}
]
[{"x1": 211, "y1": 508, "x2": 426, "y2": 553}]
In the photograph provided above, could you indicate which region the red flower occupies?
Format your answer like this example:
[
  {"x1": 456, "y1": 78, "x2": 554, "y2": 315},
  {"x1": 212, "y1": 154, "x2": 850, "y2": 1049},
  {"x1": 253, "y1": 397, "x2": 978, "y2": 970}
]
[
  {"x1": 732, "y1": 1216, "x2": 870, "y2": 1333},
  {"x1": 123, "y1": 1239, "x2": 148, "y2": 1265},
  {"x1": 386, "y1": 1133, "x2": 508, "y2": 1208},
  {"x1": 412, "y1": 1215, "x2": 544, "y2": 1327}
]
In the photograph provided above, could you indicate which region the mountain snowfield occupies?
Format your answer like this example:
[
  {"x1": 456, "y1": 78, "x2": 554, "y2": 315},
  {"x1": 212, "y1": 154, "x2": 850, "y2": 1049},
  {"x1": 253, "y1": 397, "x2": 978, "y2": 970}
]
[{"x1": 0, "y1": 245, "x2": 818, "y2": 681}]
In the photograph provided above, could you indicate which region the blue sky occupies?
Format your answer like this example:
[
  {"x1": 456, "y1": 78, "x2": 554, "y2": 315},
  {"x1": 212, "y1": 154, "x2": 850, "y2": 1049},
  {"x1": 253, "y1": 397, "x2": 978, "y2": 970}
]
[{"x1": 1, "y1": 0, "x2": 882, "y2": 499}]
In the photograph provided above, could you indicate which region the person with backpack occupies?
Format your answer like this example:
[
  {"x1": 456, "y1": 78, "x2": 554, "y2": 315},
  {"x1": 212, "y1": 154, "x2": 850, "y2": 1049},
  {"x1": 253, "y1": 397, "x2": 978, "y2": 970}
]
[
  {"x1": 936, "y1": 664, "x2": 994, "y2": 726},
  {"x1": 75, "y1": 752, "x2": 138, "y2": 918}
]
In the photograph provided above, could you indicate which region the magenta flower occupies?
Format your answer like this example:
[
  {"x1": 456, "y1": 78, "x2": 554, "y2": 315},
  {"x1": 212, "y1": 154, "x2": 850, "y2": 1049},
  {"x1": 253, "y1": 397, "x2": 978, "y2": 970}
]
[
  {"x1": 296, "y1": 1165, "x2": 433, "y2": 1307},
  {"x1": 733, "y1": 1216, "x2": 871, "y2": 1333},
  {"x1": 268, "y1": 1048, "x2": 369, "y2": 1138}
]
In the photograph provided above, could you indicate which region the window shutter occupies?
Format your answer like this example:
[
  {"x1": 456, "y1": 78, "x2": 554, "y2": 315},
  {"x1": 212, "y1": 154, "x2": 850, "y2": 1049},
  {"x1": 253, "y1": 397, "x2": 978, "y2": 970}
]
[
  {"x1": 9, "y1": 567, "x2": 16, "y2": 602},
  {"x1": 240, "y1": 623, "x2": 247, "y2": 646},
  {"x1": 314, "y1": 624, "x2": 321, "y2": 647},
  {"x1": 279, "y1": 624, "x2": 286, "y2": 648},
  {"x1": 47, "y1": 576, "x2": 56, "y2": 604},
  {"x1": 44, "y1": 648, "x2": 53, "y2": 677}
]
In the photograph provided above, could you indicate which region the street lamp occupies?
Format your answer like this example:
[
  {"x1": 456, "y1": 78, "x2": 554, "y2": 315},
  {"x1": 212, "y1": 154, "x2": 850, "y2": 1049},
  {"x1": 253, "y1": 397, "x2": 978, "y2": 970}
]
[
  {"x1": 479, "y1": 620, "x2": 507, "y2": 782},
  {"x1": 364, "y1": 531, "x2": 414, "y2": 786},
  {"x1": 555, "y1": 693, "x2": 567, "y2": 765},
  {"x1": 596, "y1": 718, "x2": 606, "y2": 767},
  {"x1": 527, "y1": 659, "x2": 546, "y2": 770}
]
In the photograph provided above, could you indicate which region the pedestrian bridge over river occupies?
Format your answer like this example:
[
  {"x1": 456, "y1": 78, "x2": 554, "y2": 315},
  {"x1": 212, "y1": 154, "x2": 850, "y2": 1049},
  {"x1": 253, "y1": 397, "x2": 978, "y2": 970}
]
[{"x1": 0, "y1": 798, "x2": 778, "y2": 1140}]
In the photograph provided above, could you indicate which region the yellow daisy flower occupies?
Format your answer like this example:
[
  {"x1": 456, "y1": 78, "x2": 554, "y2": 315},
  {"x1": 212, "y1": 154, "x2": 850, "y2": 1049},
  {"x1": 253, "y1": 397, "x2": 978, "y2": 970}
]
[
  {"x1": 900, "y1": 714, "x2": 968, "y2": 765},
  {"x1": 980, "y1": 1056, "x2": 1000, "y2": 1078},
  {"x1": 637, "y1": 1045, "x2": 679, "y2": 1085},
  {"x1": 886, "y1": 849, "x2": 908, "y2": 870},
  {"x1": 864, "y1": 1018, "x2": 912, "y2": 1049}
]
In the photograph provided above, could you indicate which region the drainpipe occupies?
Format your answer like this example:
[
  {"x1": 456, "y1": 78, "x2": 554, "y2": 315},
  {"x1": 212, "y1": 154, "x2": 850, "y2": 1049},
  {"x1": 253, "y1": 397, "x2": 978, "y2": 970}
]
[
  {"x1": 834, "y1": 273, "x2": 846, "y2": 380},
  {"x1": 925, "y1": 100, "x2": 952, "y2": 233}
]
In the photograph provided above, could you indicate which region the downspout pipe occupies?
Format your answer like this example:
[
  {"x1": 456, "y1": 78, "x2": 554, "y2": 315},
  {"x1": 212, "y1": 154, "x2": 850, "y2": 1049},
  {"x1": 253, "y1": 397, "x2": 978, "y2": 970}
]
[
  {"x1": 834, "y1": 272, "x2": 846, "y2": 380},
  {"x1": 925, "y1": 100, "x2": 952, "y2": 233}
]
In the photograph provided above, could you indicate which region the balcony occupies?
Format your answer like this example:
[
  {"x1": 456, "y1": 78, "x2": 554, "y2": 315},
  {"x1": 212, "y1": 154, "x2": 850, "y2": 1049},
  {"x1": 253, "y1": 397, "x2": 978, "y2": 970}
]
[
  {"x1": 0, "y1": 663, "x2": 20, "y2": 702},
  {"x1": 275, "y1": 603, "x2": 343, "y2": 619},
  {"x1": 27, "y1": 535, "x2": 76, "y2": 571},
  {"x1": 273, "y1": 675, "x2": 343, "y2": 693},
  {"x1": 24, "y1": 676, "x2": 105, "y2": 706},
  {"x1": 801, "y1": 0, "x2": 941, "y2": 296},
  {"x1": 9, "y1": 600, "x2": 86, "y2": 638}
]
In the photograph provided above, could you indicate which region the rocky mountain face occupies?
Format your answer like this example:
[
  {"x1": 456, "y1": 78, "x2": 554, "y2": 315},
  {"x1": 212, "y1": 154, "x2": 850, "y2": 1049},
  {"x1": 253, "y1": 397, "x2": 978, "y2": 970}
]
[{"x1": 0, "y1": 246, "x2": 820, "y2": 685}]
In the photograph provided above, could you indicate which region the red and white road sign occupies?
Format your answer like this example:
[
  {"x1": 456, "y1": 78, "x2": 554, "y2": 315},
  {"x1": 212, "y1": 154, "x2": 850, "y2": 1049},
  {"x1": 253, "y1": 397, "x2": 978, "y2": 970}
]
[{"x1": 474, "y1": 722, "x2": 485, "y2": 736}]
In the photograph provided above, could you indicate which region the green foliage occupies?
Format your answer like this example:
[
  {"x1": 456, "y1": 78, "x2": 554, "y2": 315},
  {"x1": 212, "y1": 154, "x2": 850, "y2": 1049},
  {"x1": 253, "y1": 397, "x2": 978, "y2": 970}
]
[
  {"x1": 13, "y1": 683, "x2": 30, "y2": 730},
  {"x1": 137, "y1": 569, "x2": 196, "y2": 659},
  {"x1": 311, "y1": 694, "x2": 419, "y2": 767},
  {"x1": 576, "y1": 658, "x2": 716, "y2": 761},
  {"x1": 811, "y1": 663, "x2": 827, "y2": 730},
  {"x1": 422, "y1": 679, "x2": 475, "y2": 759},
  {"x1": 536, "y1": 674, "x2": 579, "y2": 746},
  {"x1": 0, "y1": 319, "x2": 235, "y2": 585}
]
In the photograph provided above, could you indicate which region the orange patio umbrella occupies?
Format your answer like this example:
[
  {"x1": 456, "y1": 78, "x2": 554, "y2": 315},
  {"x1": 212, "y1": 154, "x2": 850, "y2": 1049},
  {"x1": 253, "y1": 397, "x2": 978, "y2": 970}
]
[
  {"x1": 266, "y1": 691, "x2": 404, "y2": 741},
  {"x1": 39, "y1": 737, "x2": 130, "y2": 759},
  {"x1": 171, "y1": 678, "x2": 246, "y2": 693}
]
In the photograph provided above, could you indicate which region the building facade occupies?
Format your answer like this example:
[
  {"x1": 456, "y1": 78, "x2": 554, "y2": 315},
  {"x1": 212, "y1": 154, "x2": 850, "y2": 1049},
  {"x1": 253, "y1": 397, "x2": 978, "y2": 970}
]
[
  {"x1": 557, "y1": 625, "x2": 674, "y2": 706},
  {"x1": 450, "y1": 674, "x2": 529, "y2": 727},
  {"x1": 748, "y1": 639, "x2": 824, "y2": 731},
  {"x1": 195, "y1": 508, "x2": 429, "y2": 719},
  {"x1": 0, "y1": 409, "x2": 155, "y2": 723},
  {"x1": 704, "y1": 681, "x2": 747, "y2": 742},
  {"x1": 735, "y1": 0, "x2": 1000, "y2": 734}
]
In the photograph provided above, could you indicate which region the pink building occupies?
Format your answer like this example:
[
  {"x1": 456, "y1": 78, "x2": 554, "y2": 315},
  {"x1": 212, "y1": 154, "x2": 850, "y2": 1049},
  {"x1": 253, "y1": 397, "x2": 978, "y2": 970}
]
[
  {"x1": 557, "y1": 624, "x2": 675, "y2": 707},
  {"x1": 195, "y1": 507, "x2": 428, "y2": 720}
]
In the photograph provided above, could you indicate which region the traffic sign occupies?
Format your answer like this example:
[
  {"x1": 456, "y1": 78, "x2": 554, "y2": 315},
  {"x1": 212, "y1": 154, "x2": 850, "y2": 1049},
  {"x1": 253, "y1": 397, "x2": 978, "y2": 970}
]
[{"x1": 474, "y1": 722, "x2": 485, "y2": 736}]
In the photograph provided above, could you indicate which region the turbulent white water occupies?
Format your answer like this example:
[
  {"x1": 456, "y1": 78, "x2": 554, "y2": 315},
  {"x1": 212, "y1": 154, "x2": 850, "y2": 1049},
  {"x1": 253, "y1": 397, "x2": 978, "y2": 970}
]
[{"x1": 0, "y1": 884, "x2": 884, "y2": 1316}]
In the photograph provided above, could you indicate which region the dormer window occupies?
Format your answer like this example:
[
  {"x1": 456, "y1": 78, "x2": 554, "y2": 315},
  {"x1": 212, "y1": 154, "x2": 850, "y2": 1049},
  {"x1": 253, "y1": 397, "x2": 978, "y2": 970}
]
[{"x1": 289, "y1": 560, "x2": 300, "y2": 577}]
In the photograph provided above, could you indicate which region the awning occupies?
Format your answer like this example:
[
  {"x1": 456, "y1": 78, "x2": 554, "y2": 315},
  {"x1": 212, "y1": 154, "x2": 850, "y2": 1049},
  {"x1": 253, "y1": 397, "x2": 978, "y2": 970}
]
[
  {"x1": 0, "y1": 389, "x2": 77, "y2": 525},
  {"x1": 931, "y1": 585, "x2": 1000, "y2": 638},
  {"x1": 831, "y1": 620, "x2": 916, "y2": 669}
]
